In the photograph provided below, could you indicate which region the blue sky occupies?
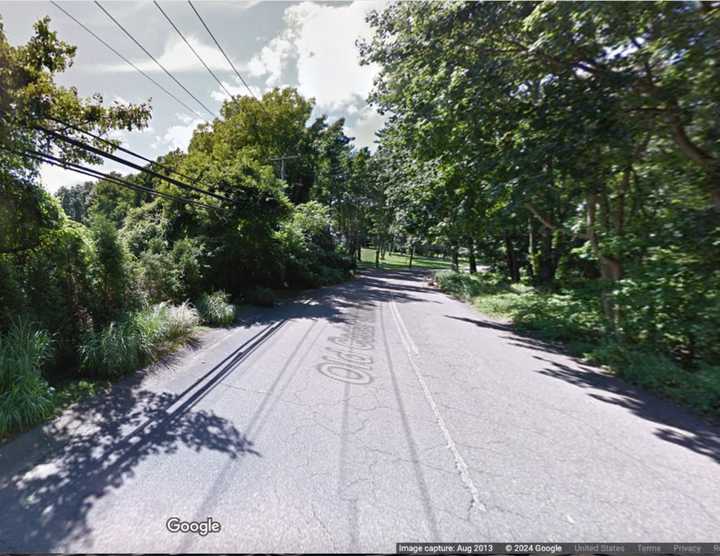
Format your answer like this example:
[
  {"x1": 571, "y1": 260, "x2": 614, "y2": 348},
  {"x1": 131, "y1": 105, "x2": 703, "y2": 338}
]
[{"x1": 0, "y1": 0, "x2": 387, "y2": 191}]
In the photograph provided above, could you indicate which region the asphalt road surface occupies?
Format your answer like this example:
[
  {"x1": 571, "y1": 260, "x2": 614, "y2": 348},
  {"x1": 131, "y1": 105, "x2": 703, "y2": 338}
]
[{"x1": 1, "y1": 270, "x2": 719, "y2": 552}]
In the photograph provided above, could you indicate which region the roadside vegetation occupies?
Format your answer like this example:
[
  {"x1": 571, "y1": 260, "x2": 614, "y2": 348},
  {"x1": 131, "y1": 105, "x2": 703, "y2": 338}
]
[
  {"x1": 2, "y1": 3, "x2": 719, "y2": 435},
  {"x1": 359, "y1": 247, "x2": 465, "y2": 271},
  {"x1": 355, "y1": 3, "x2": 720, "y2": 419},
  {"x1": 0, "y1": 18, "x2": 360, "y2": 437},
  {"x1": 435, "y1": 271, "x2": 720, "y2": 418},
  {"x1": 196, "y1": 292, "x2": 236, "y2": 326}
]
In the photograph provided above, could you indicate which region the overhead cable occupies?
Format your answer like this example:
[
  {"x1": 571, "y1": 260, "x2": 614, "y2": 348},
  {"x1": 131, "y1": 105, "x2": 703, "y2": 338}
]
[
  {"x1": 95, "y1": 0, "x2": 218, "y2": 118},
  {"x1": 36, "y1": 124, "x2": 236, "y2": 204},
  {"x1": 50, "y1": 1, "x2": 205, "y2": 119},
  {"x1": 46, "y1": 115, "x2": 200, "y2": 184},
  {"x1": 187, "y1": 0, "x2": 258, "y2": 101},
  {"x1": 2, "y1": 145, "x2": 219, "y2": 211},
  {"x1": 153, "y1": 1, "x2": 235, "y2": 100}
]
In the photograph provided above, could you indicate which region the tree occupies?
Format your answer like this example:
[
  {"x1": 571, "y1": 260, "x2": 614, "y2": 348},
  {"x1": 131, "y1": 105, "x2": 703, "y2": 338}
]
[{"x1": 0, "y1": 15, "x2": 150, "y2": 254}]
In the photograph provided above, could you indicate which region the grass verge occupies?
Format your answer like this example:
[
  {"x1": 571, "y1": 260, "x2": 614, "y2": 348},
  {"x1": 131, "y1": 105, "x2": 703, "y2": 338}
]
[
  {"x1": 80, "y1": 301, "x2": 200, "y2": 377},
  {"x1": 197, "y1": 291, "x2": 237, "y2": 325},
  {"x1": 434, "y1": 270, "x2": 720, "y2": 419},
  {"x1": 359, "y1": 247, "x2": 467, "y2": 271},
  {"x1": 3, "y1": 298, "x2": 221, "y2": 442}
]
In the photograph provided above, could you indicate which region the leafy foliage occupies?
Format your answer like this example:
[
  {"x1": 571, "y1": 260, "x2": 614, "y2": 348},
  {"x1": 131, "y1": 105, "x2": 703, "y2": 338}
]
[
  {"x1": 79, "y1": 302, "x2": 198, "y2": 377},
  {"x1": 196, "y1": 291, "x2": 236, "y2": 326},
  {"x1": 0, "y1": 319, "x2": 55, "y2": 435}
]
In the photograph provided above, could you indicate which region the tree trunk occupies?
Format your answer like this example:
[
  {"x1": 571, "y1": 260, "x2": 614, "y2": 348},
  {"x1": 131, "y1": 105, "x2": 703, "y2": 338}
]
[
  {"x1": 667, "y1": 109, "x2": 720, "y2": 211},
  {"x1": 537, "y1": 228, "x2": 558, "y2": 286},
  {"x1": 375, "y1": 244, "x2": 380, "y2": 268},
  {"x1": 587, "y1": 192, "x2": 623, "y2": 331},
  {"x1": 528, "y1": 217, "x2": 537, "y2": 281},
  {"x1": 408, "y1": 244, "x2": 414, "y2": 269},
  {"x1": 504, "y1": 232, "x2": 520, "y2": 283},
  {"x1": 451, "y1": 243, "x2": 459, "y2": 272},
  {"x1": 467, "y1": 237, "x2": 477, "y2": 274}
]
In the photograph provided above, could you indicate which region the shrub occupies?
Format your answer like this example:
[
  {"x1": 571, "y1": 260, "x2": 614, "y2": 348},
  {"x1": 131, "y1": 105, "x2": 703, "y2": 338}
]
[
  {"x1": 434, "y1": 270, "x2": 514, "y2": 301},
  {"x1": 196, "y1": 291, "x2": 236, "y2": 326},
  {"x1": 165, "y1": 302, "x2": 200, "y2": 340},
  {"x1": 513, "y1": 290, "x2": 604, "y2": 343},
  {"x1": 277, "y1": 202, "x2": 352, "y2": 288},
  {"x1": 80, "y1": 303, "x2": 199, "y2": 377},
  {"x1": 585, "y1": 342, "x2": 720, "y2": 416},
  {"x1": 89, "y1": 215, "x2": 138, "y2": 323},
  {"x1": 0, "y1": 319, "x2": 55, "y2": 435},
  {"x1": 80, "y1": 319, "x2": 143, "y2": 376}
]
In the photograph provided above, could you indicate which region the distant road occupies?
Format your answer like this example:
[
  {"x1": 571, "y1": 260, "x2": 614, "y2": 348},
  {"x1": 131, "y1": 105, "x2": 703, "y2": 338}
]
[{"x1": 1, "y1": 270, "x2": 719, "y2": 551}]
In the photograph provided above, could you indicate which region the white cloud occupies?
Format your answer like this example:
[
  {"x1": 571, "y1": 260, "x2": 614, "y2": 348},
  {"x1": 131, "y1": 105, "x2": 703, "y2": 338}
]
[
  {"x1": 152, "y1": 115, "x2": 204, "y2": 151},
  {"x1": 209, "y1": 80, "x2": 263, "y2": 103},
  {"x1": 345, "y1": 105, "x2": 386, "y2": 151},
  {"x1": 40, "y1": 163, "x2": 90, "y2": 193},
  {"x1": 247, "y1": 0, "x2": 385, "y2": 110},
  {"x1": 248, "y1": 37, "x2": 296, "y2": 87},
  {"x1": 103, "y1": 35, "x2": 246, "y2": 74}
]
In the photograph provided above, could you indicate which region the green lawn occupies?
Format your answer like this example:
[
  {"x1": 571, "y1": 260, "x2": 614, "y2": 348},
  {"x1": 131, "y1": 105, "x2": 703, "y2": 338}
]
[{"x1": 359, "y1": 247, "x2": 464, "y2": 271}]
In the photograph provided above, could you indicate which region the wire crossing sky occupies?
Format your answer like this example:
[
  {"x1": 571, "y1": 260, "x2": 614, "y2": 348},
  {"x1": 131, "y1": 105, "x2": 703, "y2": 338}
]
[
  {"x1": 50, "y1": 1, "x2": 206, "y2": 118},
  {"x1": 1, "y1": 0, "x2": 388, "y2": 191},
  {"x1": 187, "y1": 0, "x2": 257, "y2": 101},
  {"x1": 95, "y1": 1, "x2": 218, "y2": 118},
  {"x1": 153, "y1": 1, "x2": 235, "y2": 101}
]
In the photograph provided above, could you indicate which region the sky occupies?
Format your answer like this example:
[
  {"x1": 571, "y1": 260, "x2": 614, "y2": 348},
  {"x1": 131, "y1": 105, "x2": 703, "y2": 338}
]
[{"x1": 0, "y1": 0, "x2": 388, "y2": 192}]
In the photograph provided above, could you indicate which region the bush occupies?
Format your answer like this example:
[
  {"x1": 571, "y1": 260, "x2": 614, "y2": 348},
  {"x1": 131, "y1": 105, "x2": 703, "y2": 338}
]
[
  {"x1": 513, "y1": 289, "x2": 604, "y2": 343},
  {"x1": 0, "y1": 319, "x2": 55, "y2": 435},
  {"x1": 277, "y1": 202, "x2": 352, "y2": 288},
  {"x1": 164, "y1": 302, "x2": 200, "y2": 340},
  {"x1": 585, "y1": 342, "x2": 720, "y2": 416},
  {"x1": 196, "y1": 291, "x2": 236, "y2": 326},
  {"x1": 434, "y1": 270, "x2": 507, "y2": 299},
  {"x1": 80, "y1": 302, "x2": 199, "y2": 377},
  {"x1": 80, "y1": 319, "x2": 142, "y2": 376},
  {"x1": 89, "y1": 215, "x2": 137, "y2": 323}
]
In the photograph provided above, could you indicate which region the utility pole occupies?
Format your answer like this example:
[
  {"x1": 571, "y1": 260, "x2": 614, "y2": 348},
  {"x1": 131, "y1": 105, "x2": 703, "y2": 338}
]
[{"x1": 269, "y1": 154, "x2": 300, "y2": 181}]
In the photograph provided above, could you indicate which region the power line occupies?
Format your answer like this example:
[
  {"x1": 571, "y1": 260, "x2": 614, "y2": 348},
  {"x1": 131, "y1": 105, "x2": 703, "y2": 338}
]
[
  {"x1": 37, "y1": 124, "x2": 237, "y2": 205},
  {"x1": 187, "y1": 0, "x2": 258, "y2": 101},
  {"x1": 49, "y1": 1, "x2": 205, "y2": 119},
  {"x1": 153, "y1": 1, "x2": 235, "y2": 100},
  {"x1": 269, "y1": 154, "x2": 300, "y2": 181},
  {"x1": 3, "y1": 145, "x2": 219, "y2": 211},
  {"x1": 94, "y1": 1, "x2": 218, "y2": 118},
  {"x1": 47, "y1": 115, "x2": 200, "y2": 184}
]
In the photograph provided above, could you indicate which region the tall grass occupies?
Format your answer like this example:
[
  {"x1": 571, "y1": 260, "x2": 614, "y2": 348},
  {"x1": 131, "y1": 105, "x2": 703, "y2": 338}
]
[
  {"x1": 0, "y1": 319, "x2": 55, "y2": 435},
  {"x1": 196, "y1": 291, "x2": 236, "y2": 325},
  {"x1": 80, "y1": 302, "x2": 199, "y2": 377}
]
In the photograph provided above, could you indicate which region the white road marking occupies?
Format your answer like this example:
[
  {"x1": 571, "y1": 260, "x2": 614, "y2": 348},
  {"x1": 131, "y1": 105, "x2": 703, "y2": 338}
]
[
  {"x1": 387, "y1": 297, "x2": 486, "y2": 514},
  {"x1": 389, "y1": 300, "x2": 419, "y2": 354}
]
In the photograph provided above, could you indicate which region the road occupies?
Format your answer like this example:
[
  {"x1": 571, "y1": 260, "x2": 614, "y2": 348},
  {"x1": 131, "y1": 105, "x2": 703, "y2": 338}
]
[{"x1": 1, "y1": 269, "x2": 719, "y2": 552}]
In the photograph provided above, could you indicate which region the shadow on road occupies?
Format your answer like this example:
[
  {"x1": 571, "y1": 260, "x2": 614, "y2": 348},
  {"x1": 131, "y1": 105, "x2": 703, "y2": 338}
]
[
  {"x1": 0, "y1": 318, "x2": 289, "y2": 551},
  {"x1": 536, "y1": 357, "x2": 720, "y2": 465},
  {"x1": 443, "y1": 313, "x2": 720, "y2": 466},
  {"x1": 0, "y1": 269, "x2": 438, "y2": 551}
]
